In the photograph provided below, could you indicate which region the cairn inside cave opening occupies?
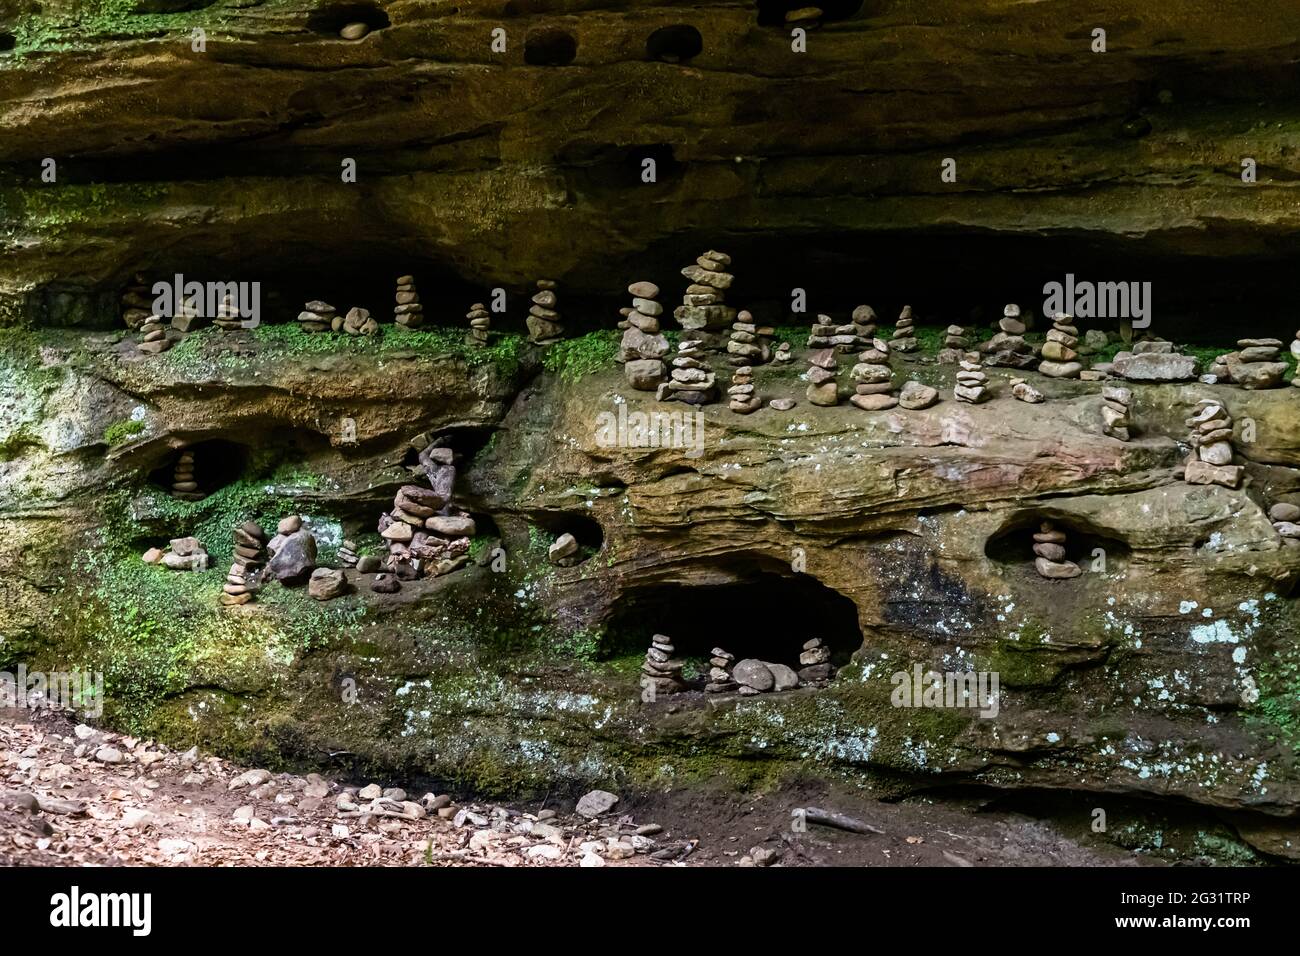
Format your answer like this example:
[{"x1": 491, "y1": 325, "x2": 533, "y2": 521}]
[
  {"x1": 985, "y1": 515, "x2": 1130, "y2": 577},
  {"x1": 149, "y1": 440, "x2": 250, "y2": 500}
]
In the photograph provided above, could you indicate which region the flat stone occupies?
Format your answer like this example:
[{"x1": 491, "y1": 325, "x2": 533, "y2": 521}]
[
  {"x1": 1035, "y1": 557, "x2": 1082, "y2": 579},
  {"x1": 733, "y1": 658, "x2": 775, "y2": 692}
]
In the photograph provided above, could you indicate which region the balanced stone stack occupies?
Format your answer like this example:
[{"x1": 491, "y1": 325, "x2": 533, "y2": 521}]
[
  {"x1": 338, "y1": 307, "x2": 379, "y2": 336},
  {"x1": 728, "y1": 366, "x2": 761, "y2": 414},
  {"x1": 121, "y1": 274, "x2": 152, "y2": 331},
  {"x1": 212, "y1": 291, "x2": 243, "y2": 331},
  {"x1": 1292, "y1": 331, "x2": 1300, "y2": 387},
  {"x1": 1033, "y1": 521, "x2": 1081, "y2": 579},
  {"x1": 955, "y1": 353, "x2": 990, "y2": 403},
  {"x1": 849, "y1": 338, "x2": 896, "y2": 410},
  {"x1": 705, "y1": 647, "x2": 737, "y2": 693},
  {"x1": 1184, "y1": 398, "x2": 1243, "y2": 489},
  {"x1": 1219, "y1": 338, "x2": 1287, "y2": 389},
  {"x1": 642, "y1": 635, "x2": 687, "y2": 697},
  {"x1": 379, "y1": 442, "x2": 474, "y2": 578},
  {"x1": 798, "y1": 638, "x2": 833, "y2": 684},
  {"x1": 298, "y1": 300, "x2": 336, "y2": 333},
  {"x1": 890, "y1": 305, "x2": 918, "y2": 353},
  {"x1": 673, "y1": 250, "x2": 735, "y2": 355},
  {"x1": 1269, "y1": 502, "x2": 1300, "y2": 548},
  {"x1": 222, "y1": 522, "x2": 268, "y2": 606},
  {"x1": 1038, "y1": 313, "x2": 1083, "y2": 379},
  {"x1": 658, "y1": 334, "x2": 717, "y2": 405},
  {"x1": 618, "y1": 281, "x2": 669, "y2": 390},
  {"x1": 393, "y1": 275, "x2": 424, "y2": 329},
  {"x1": 465, "y1": 303, "x2": 491, "y2": 347},
  {"x1": 772, "y1": 341, "x2": 794, "y2": 365},
  {"x1": 939, "y1": 324, "x2": 970, "y2": 365},
  {"x1": 807, "y1": 313, "x2": 855, "y2": 354},
  {"x1": 981, "y1": 304, "x2": 1036, "y2": 369},
  {"x1": 1009, "y1": 377, "x2": 1044, "y2": 403},
  {"x1": 137, "y1": 314, "x2": 172, "y2": 354},
  {"x1": 171, "y1": 450, "x2": 202, "y2": 500},
  {"x1": 336, "y1": 540, "x2": 359, "y2": 568},
  {"x1": 727, "y1": 309, "x2": 774, "y2": 366},
  {"x1": 526, "y1": 280, "x2": 563, "y2": 345},
  {"x1": 806, "y1": 348, "x2": 839, "y2": 406},
  {"x1": 1101, "y1": 385, "x2": 1133, "y2": 441}
]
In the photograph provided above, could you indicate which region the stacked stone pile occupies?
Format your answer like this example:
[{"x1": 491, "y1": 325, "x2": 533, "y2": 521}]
[
  {"x1": 810, "y1": 305, "x2": 876, "y2": 354},
  {"x1": 336, "y1": 540, "x2": 359, "y2": 568},
  {"x1": 981, "y1": 304, "x2": 1036, "y2": 369},
  {"x1": 728, "y1": 366, "x2": 760, "y2": 414},
  {"x1": 466, "y1": 303, "x2": 491, "y2": 346},
  {"x1": 1292, "y1": 330, "x2": 1300, "y2": 386},
  {"x1": 393, "y1": 275, "x2": 424, "y2": 329},
  {"x1": 954, "y1": 353, "x2": 989, "y2": 403},
  {"x1": 298, "y1": 300, "x2": 336, "y2": 333},
  {"x1": 137, "y1": 313, "x2": 172, "y2": 354},
  {"x1": 1109, "y1": 339, "x2": 1196, "y2": 382},
  {"x1": 849, "y1": 338, "x2": 896, "y2": 410},
  {"x1": 212, "y1": 291, "x2": 242, "y2": 331},
  {"x1": 378, "y1": 443, "x2": 474, "y2": 578},
  {"x1": 1101, "y1": 385, "x2": 1133, "y2": 440},
  {"x1": 618, "y1": 281, "x2": 669, "y2": 390},
  {"x1": 939, "y1": 324, "x2": 970, "y2": 364},
  {"x1": 1184, "y1": 398, "x2": 1243, "y2": 489},
  {"x1": 1269, "y1": 502, "x2": 1300, "y2": 548},
  {"x1": 338, "y1": 307, "x2": 379, "y2": 336},
  {"x1": 658, "y1": 334, "x2": 717, "y2": 404},
  {"x1": 705, "y1": 648, "x2": 737, "y2": 694},
  {"x1": 121, "y1": 274, "x2": 152, "y2": 331},
  {"x1": 1038, "y1": 313, "x2": 1083, "y2": 379},
  {"x1": 806, "y1": 348, "x2": 839, "y2": 406},
  {"x1": 171, "y1": 292, "x2": 206, "y2": 334},
  {"x1": 1009, "y1": 377, "x2": 1044, "y2": 403},
  {"x1": 527, "y1": 280, "x2": 564, "y2": 344},
  {"x1": 772, "y1": 342, "x2": 794, "y2": 365},
  {"x1": 170, "y1": 449, "x2": 202, "y2": 500},
  {"x1": 798, "y1": 638, "x2": 833, "y2": 684},
  {"x1": 727, "y1": 309, "x2": 774, "y2": 366},
  {"x1": 142, "y1": 536, "x2": 210, "y2": 572},
  {"x1": 733, "y1": 658, "x2": 800, "y2": 696},
  {"x1": 1032, "y1": 521, "x2": 1081, "y2": 579},
  {"x1": 673, "y1": 250, "x2": 735, "y2": 355},
  {"x1": 222, "y1": 522, "x2": 268, "y2": 606},
  {"x1": 890, "y1": 305, "x2": 918, "y2": 353},
  {"x1": 1211, "y1": 338, "x2": 1287, "y2": 389},
  {"x1": 642, "y1": 635, "x2": 687, "y2": 697}
]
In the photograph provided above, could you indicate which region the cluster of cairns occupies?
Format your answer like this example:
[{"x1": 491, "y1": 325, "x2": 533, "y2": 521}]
[
  {"x1": 222, "y1": 522, "x2": 269, "y2": 606},
  {"x1": 212, "y1": 291, "x2": 243, "y2": 332},
  {"x1": 377, "y1": 442, "x2": 474, "y2": 588},
  {"x1": 1032, "y1": 521, "x2": 1081, "y2": 579},
  {"x1": 1269, "y1": 502, "x2": 1300, "y2": 548},
  {"x1": 955, "y1": 353, "x2": 990, "y2": 403},
  {"x1": 642, "y1": 635, "x2": 687, "y2": 696},
  {"x1": 728, "y1": 366, "x2": 760, "y2": 414},
  {"x1": 727, "y1": 309, "x2": 774, "y2": 366},
  {"x1": 807, "y1": 305, "x2": 875, "y2": 355},
  {"x1": 121, "y1": 274, "x2": 153, "y2": 331},
  {"x1": 141, "y1": 536, "x2": 210, "y2": 571},
  {"x1": 659, "y1": 333, "x2": 717, "y2": 405},
  {"x1": 465, "y1": 302, "x2": 491, "y2": 347},
  {"x1": 1038, "y1": 313, "x2": 1083, "y2": 379},
  {"x1": 890, "y1": 306, "x2": 918, "y2": 353},
  {"x1": 617, "y1": 281, "x2": 670, "y2": 390},
  {"x1": 798, "y1": 638, "x2": 834, "y2": 684},
  {"x1": 982, "y1": 304, "x2": 1036, "y2": 369},
  {"x1": 393, "y1": 275, "x2": 424, "y2": 329},
  {"x1": 137, "y1": 313, "x2": 172, "y2": 355},
  {"x1": 1184, "y1": 398, "x2": 1242, "y2": 489},
  {"x1": 526, "y1": 280, "x2": 563, "y2": 345},
  {"x1": 939, "y1": 323, "x2": 971, "y2": 365},
  {"x1": 170, "y1": 450, "x2": 202, "y2": 501},
  {"x1": 1101, "y1": 385, "x2": 1133, "y2": 440},
  {"x1": 705, "y1": 648, "x2": 737, "y2": 693},
  {"x1": 849, "y1": 338, "x2": 895, "y2": 410},
  {"x1": 673, "y1": 250, "x2": 735, "y2": 356},
  {"x1": 1209, "y1": 338, "x2": 1288, "y2": 389},
  {"x1": 806, "y1": 348, "x2": 839, "y2": 406},
  {"x1": 1009, "y1": 377, "x2": 1044, "y2": 403},
  {"x1": 298, "y1": 300, "x2": 337, "y2": 333}
]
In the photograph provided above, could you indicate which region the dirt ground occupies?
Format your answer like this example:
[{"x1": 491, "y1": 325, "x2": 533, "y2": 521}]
[{"x1": 1, "y1": 707, "x2": 1157, "y2": 867}]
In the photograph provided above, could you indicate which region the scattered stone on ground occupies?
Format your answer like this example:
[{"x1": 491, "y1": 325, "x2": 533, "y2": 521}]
[{"x1": 1009, "y1": 377, "x2": 1043, "y2": 404}]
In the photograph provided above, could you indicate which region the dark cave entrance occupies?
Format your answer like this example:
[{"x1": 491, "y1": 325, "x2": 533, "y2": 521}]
[
  {"x1": 530, "y1": 511, "x2": 604, "y2": 551},
  {"x1": 604, "y1": 571, "x2": 863, "y2": 673},
  {"x1": 307, "y1": 2, "x2": 391, "y2": 36},
  {"x1": 148, "y1": 439, "x2": 250, "y2": 499},
  {"x1": 524, "y1": 29, "x2": 578, "y2": 66},
  {"x1": 646, "y1": 25, "x2": 703, "y2": 63},
  {"x1": 755, "y1": 1, "x2": 864, "y2": 26},
  {"x1": 0, "y1": 33, "x2": 15, "y2": 53},
  {"x1": 984, "y1": 514, "x2": 1131, "y2": 576}
]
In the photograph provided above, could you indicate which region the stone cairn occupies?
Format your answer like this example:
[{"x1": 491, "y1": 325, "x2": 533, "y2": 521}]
[
  {"x1": 465, "y1": 303, "x2": 491, "y2": 347},
  {"x1": 1032, "y1": 521, "x2": 1080, "y2": 579},
  {"x1": 170, "y1": 449, "x2": 202, "y2": 501},
  {"x1": 1209, "y1": 338, "x2": 1287, "y2": 389},
  {"x1": 642, "y1": 634, "x2": 687, "y2": 697},
  {"x1": 1009, "y1": 377, "x2": 1044, "y2": 404},
  {"x1": 378, "y1": 442, "x2": 474, "y2": 581},
  {"x1": 394, "y1": 275, "x2": 424, "y2": 329},
  {"x1": 890, "y1": 305, "x2": 918, "y2": 353},
  {"x1": 806, "y1": 347, "x2": 839, "y2": 406},
  {"x1": 705, "y1": 647, "x2": 737, "y2": 694},
  {"x1": 673, "y1": 250, "x2": 735, "y2": 356},
  {"x1": 798, "y1": 638, "x2": 833, "y2": 684},
  {"x1": 137, "y1": 313, "x2": 172, "y2": 355},
  {"x1": 658, "y1": 333, "x2": 717, "y2": 405},
  {"x1": 849, "y1": 337, "x2": 896, "y2": 410},
  {"x1": 121, "y1": 274, "x2": 152, "y2": 332},
  {"x1": 212, "y1": 291, "x2": 243, "y2": 332},
  {"x1": 298, "y1": 300, "x2": 336, "y2": 333},
  {"x1": 939, "y1": 323, "x2": 970, "y2": 365},
  {"x1": 618, "y1": 281, "x2": 669, "y2": 391},
  {"x1": 772, "y1": 341, "x2": 794, "y2": 365},
  {"x1": 954, "y1": 352, "x2": 989, "y2": 403},
  {"x1": 1269, "y1": 502, "x2": 1300, "y2": 548},
  {"x1": 337, "y1": 307, "x2": 379, "y2": 336},
  {"x1": 1184, "y1": 398, "x2": 1242, "y2": 489},
  {"x1": 142, "y1": 536, "x2": 210, "y2": 571},
  {"x1": 1101, "y1": 385, "x2": 1133, "y2": 440},
  {"x1": 728, "y1": 365, "x2": 761, "y2": 414},
  {"x1": 336, "y1": 539, "x2": 359, "y2": 568},
  {"x1": 1038, "y1": 313, "x2": 1083, "y2": 379},
  {"x1": 807, "y1": 311, "x2": 866, "y2": 355},
  {"x1": 981, "y1": 304, "x2": 1036, "y2": 369},
  {"x1": 727, "y1": 309, "x2": 773, "y2": 367},
  {"x1": 1292, "y1": 330, "x2": 1300, "y2": 386},
  {"x1": 526, "y1": 279, "x2": 563, "y2": 345},
  {"x1": 223, "y1": 522, "x2": 268, "y2": 606}
]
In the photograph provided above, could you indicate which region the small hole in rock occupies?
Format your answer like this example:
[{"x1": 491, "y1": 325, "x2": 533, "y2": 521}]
[
  {"x1": 307, "y1": 2, "x2": 390, "y2": 37},
  {"x1": 148, "y1": 440, "x2": 250, "y2": 500},
  {"x1": 755, "y1": 0, "x2": 864, "y2": 26},
  {"x1": 646, "y1": 25, "x2": 702, "y2": 63},
  {"x1": 0, "y1": 33, "x2": 16, "y2": 53},
  {"x1": 524, "y1": 28, "x2": 577, "y2": 65}
]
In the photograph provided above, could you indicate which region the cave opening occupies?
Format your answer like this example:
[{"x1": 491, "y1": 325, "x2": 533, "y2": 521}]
[
  {"x1": 0, "y1": 33, "x2": 16, "y2": 53},
  {"x1": 530, "y1": 511, "x2": 604, "y2": 551},
  {"x1": 148, "y1": 439, "x2": 251, "y2": 500},
  {"x1": 524, "y1": 28, "x2": 577, "y2": 66},
  {"x1": 603, "y1": 570, "x2": 863, "y2": 674},
  {"x1": 646, "y1": 25, "x2": 702, "y2": 63},
  {"x1": 984, "y1": 515, "x2": 1131, "y2": 576},
  {"x1": 755, "y1": 0, "x2": 864, "y2": 27},
  {"x1": 307, "y1": 2, "x2": 391, "y2": 36}
]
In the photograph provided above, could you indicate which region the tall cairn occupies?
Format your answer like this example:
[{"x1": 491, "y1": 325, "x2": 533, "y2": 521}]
[
  {"x1": 171, "y1": 449, "x2": 202, "y2": 501},
  {"x1": 526, "y1": 279, "x2": 563, "y2": 344},
  {"x1": 727, "y1": 309, "x2": 773, "y2": 366},
  {"x1": 1184, "y1": 398, "x2": 1243, "y2": 489},
  {"x1": 223, "y1": 521, "x2": 268, "y2": 606},
  {"x1": 1032, "y1": 521, "x2": 1081, "y2": 579},
  {"x1": 659, "y1": 332, "x2": 717, "y2": 404},
  {"x1": 806, "y1": 347, "x2": 839, "y2": 406},
  {"x1": 849, "y1": 337, "x2": 896, "y2": 410},
  {"x1": 394, "y1": 275, "x2": 424, "y2": 329},
  {"x1": 1038, "y1": 313, "x2": 1083, "y2": 379},
  {"x1": 890, "y1": 305, "x2": 918, "y2": 353},
  {"x1": 981, "y1": 303, "x2": 1036, "y2": 369},
  {"x1": 1101, "y1": 385, "x2": 1133, "y2": 440},
  {"x1": 674, "y1": 250, "x2": 735, "y2": 355},
  {"x1": 939, "y1": 323, "x2": 969, "y2": 365},
  {"x1": 465, "y1": 302, "x2": 491, "y2": 347},
  {"x1": 642, "y1": 634, "x2": 688, "y2": 697},
  {"x1": 618, "y1": 280, "x2": 669, "y2": 390}
]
